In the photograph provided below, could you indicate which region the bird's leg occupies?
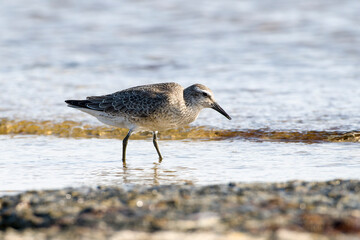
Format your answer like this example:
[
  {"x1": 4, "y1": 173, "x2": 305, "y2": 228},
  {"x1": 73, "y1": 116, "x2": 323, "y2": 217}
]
[
  {"x1": 122, "y1": 130, "x2": 133, "y2": 162},
  {"x1": 152, "y1": 131, "x2": 163, "y2": 161}
]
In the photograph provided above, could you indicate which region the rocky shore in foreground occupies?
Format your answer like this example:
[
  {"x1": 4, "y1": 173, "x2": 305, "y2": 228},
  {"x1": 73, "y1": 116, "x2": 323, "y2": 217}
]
[{"x1": 1, "y1": 180, "x2": 359, "y2": 240}]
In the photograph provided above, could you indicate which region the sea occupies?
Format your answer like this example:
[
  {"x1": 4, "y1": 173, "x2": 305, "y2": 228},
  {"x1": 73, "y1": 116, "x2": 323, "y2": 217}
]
[{"x1": 1, "y1": 0, "x2": 360, "y2": 193}]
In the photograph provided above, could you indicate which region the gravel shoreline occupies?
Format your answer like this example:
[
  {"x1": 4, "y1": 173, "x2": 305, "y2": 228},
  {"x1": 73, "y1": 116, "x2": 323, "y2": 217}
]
[{"x1": 1, "y1": 180, "x2": 359, "y2": 239}]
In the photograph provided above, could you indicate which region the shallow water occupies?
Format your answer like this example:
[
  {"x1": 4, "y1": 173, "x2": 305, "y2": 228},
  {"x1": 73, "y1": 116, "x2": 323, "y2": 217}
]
[
  {"x1": 1, "y1": 135, "x2": 360, "y2": 193},
  {"x1": 1, "y1": 0, "x2": 360, "y2": 192}
]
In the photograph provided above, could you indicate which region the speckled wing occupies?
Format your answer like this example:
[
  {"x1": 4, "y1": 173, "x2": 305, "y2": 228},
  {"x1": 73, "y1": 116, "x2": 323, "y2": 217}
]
[{"x1": 86, "y1": 89, "x2": 169, "y2": 118}]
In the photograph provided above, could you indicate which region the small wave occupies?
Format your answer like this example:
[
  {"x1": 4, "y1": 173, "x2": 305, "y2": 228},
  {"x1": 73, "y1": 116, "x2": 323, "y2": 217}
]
[{"x1": 0, "y1": 119, "x2": 359, "y2": 143}]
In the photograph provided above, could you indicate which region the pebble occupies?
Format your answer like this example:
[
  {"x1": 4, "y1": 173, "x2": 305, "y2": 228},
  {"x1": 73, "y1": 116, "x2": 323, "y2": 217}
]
[{"x1": 0, "y1": 180, "x2": 359, "y2": 239}]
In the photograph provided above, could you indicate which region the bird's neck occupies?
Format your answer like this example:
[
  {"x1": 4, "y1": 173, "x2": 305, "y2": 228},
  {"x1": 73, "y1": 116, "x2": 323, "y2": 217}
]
[{"x1": 183, "y1": 89, "x2": 202, "y2": 118}]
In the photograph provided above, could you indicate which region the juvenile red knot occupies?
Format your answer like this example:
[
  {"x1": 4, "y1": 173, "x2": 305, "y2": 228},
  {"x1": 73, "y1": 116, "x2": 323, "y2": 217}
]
[{"x1": 65, "y1": 82, "x2": 231, "y2": 161}]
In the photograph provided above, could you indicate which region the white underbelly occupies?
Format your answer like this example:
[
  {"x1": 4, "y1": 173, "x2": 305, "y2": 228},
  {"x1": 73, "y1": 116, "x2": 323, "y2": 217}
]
[{"x1": 79, "y1": 108, "x2": 135, "y2": 129}]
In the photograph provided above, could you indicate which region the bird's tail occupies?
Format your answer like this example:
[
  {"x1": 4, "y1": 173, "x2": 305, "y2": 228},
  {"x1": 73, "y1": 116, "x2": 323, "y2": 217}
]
[{"x1": 65, "y1": 100, "x2": 91, "y2": 109}]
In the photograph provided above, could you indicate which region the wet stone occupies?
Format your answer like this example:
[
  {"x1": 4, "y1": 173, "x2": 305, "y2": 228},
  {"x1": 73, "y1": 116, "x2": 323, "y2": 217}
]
[{"x1": 0, "y1": 180, "x2": 359, "y2": 239}]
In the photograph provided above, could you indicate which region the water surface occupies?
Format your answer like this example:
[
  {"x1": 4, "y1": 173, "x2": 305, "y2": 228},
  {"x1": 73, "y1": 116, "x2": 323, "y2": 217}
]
[
  {"x1": 1, "y1": 0, "x2": 360, "y2": 192},
  {"x1": 1, "y1": 135, "x2": 359, "y2": 193}
]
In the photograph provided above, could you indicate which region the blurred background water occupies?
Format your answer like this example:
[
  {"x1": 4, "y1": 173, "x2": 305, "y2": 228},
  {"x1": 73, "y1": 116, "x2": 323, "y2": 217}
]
[{"x1": 1, "y1": 0, "x2": 360, "y2": 192}]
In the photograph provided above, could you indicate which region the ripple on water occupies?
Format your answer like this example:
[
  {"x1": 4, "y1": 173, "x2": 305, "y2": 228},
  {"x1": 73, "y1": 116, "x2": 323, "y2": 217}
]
[{"x1": 1, "y1": 1, "x2": 360, "y2": 131}]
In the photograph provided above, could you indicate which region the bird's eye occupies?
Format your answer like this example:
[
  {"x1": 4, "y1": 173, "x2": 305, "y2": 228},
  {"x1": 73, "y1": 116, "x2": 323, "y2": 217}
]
[{"x1": 202, "y1": 92, "x2": 208, "y2": 97}]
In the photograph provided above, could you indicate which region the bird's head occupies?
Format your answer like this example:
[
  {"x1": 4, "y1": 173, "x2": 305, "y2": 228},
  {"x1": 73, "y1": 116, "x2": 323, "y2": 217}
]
[{"x1": 185, "y1": 84, "x2": 231, "y2": 120}]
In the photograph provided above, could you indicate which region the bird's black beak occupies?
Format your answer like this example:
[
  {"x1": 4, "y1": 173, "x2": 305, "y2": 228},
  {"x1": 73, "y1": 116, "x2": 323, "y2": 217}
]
[{"x1": 211, "y1": 102, "x2": 232, "y2": 120}]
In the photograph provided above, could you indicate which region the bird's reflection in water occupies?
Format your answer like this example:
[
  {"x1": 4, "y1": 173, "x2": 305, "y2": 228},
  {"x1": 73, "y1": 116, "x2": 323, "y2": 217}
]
[
  {"x1": 110, "y1": 158, "x2": 186, "y2": 186},
  {"x1": 151, "y1": 160, "x2": 161, "y2": 185},
  {"x1": 89, "y1": 153, "x2": 195, "y2": 186}
]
